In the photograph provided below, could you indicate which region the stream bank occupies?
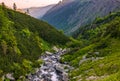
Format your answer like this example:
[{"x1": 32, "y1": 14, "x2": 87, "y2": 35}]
[{"x1": 26, "y1": 48, "x2": 73, "y2": 81}]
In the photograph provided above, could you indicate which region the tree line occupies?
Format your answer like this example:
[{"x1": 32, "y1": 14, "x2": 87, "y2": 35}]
[{"x1": 1, "y1": 2, "x2": 29, "y2": 14}]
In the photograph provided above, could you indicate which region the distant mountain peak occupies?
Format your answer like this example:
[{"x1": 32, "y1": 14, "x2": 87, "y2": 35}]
[
  {"x1": 62, "y1": 0, "x2": 75, "y2": 3},
  {"x1": 22, "y1": 4, "x2": 55, "y2": 18}
]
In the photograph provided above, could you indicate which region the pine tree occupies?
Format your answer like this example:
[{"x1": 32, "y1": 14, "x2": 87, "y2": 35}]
[
  {"x1": 1, "y1": 2, "x2": 5, "y2": 7},
  {"x1": 13, "y1": 3, "x2": 17, "y2": 10},
  {"x1": 27, "y1": 9, "x2": 29, "y2": 14}
]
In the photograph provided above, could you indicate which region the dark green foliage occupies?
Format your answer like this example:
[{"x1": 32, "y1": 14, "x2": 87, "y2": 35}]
[
  {"x1": 2, "y1": 7, "x2": 69, "y2": 45},
  {"x1": 0, "y1": 5, "x2": 69, "y2": 79},
  {"x1": 61, "y1": 11, "x2": 120, "y2": 81},
  {"x1": 73, "y1": 12, "x2": 120, "y2": 39}
]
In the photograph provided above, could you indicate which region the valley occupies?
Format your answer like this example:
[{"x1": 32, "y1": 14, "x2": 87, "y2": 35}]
[
  {"x1": 61, "y1": 11, "x2": 120, "y2": 81},
  {"x1": 0, "y1": 0, "x2": 120, "y2": 81}
]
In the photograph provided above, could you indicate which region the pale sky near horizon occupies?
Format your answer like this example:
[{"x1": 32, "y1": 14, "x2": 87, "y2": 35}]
[{"x1": 0, "y1": 0, "x2": 61, "y2": 9}]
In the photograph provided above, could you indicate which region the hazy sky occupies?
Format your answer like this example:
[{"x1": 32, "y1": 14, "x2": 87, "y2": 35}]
[{"x1": 0, "y1": 0, "x2": 61, "y2": 8}]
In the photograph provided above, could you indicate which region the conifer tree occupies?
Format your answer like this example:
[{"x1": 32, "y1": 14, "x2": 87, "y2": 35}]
[
  {"x1": 1, "y1": 2, "x2": 5, "y2": 7},
  {"x1": 27, "y1": 9, "x2": 29, "y2": 14},
  {"x1": 13, "y1": 3, "x2": 17, "y2": 10}
]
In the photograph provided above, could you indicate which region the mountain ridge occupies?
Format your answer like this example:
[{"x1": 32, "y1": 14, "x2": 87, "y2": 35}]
[
  {"x1": 42, "y1": 0, "x2": 120, "y2": 35},
  {"x1": 23, "y1": 4, "x2": 55, "y2": 18}
]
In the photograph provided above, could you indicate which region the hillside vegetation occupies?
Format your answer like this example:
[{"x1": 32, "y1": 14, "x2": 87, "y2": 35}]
[
  {"x1": 0, "y1": 5, "x2": 69, "y2": 80},
  {"x1": 61, "y1": 12, "x2": 120, "y2": 81}
]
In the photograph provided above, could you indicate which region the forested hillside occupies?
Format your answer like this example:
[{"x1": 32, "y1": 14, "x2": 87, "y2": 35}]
[
  {"x1": 1, "y1": 1, "x2": 120, "y2": 81},
  {"x1": 61, "y1": 12, "x2": 120, "y2": 81},
  {"x1": 0, "y1": 5, "x2": 69, "y2": 80}
]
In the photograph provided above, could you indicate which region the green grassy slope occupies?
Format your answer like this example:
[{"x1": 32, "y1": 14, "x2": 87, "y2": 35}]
[
  {"x1": 61, "y1": 12, "x2": 120, "y2": 81},
  {"x1": 0, "y1": 5, "x2": 69, "y2": 80}
]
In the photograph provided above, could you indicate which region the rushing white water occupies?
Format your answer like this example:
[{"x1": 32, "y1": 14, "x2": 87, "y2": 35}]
[
  {"x1": 26, "y1": 49, "x2": 71, "y2": 81},
  {"x1": 51, "y1": 72, "x2": 58, "y2": 81}
]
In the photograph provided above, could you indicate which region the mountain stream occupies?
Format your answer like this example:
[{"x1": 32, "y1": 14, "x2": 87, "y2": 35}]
[{"x1": 26, "y1": 49, "x2": 73, "y2": 81}]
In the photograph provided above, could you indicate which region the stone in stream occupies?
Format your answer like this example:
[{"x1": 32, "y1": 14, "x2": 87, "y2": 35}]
[
  {"x1": 62, "y1": 72, "x2": 69, "y2": 81},
  {"x1": 25, "y1": 50, "x2": 70, "y2": 81},
  {"x1": 33, "y1": 77, "x2": 40, "y2": 81},
  {"x1": 55, "y1": 67, "x2": 63, "y2": 76},
  {"x1": 41, "y1": 74, "x2": 52, "y2": 81},
  {"x1": 45, "y1": 51, "x2": 52, "y2": 55},
  {"x1": 52, "y1": 46, "x2": 59, "y2": 52},
  {"x1": 48, "y1": 67, "x2": 55, "y2": 72}
]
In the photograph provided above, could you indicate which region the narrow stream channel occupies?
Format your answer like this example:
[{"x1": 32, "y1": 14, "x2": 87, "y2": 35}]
[{"x1": 26, "y1": 49, "x2": 72, "y2": 81}]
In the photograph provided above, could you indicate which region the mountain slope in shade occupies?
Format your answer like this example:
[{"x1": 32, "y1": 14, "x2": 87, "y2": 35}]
[
  {"x1": 23, "y1": 4, "x2": 55, "y2": 18},
  {"x1": 42, "y1": 0, "x2": 120, "y2": 35}
]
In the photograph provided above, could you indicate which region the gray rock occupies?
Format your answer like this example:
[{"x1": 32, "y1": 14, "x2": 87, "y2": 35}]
[
  {"x1": 94, "y1": 52, "x2": 100, "y2": 55},
  {"x1": 25, "y1": 49, "x2": 70, "y2": 81},
  {"x1": 63, "y1": 72, "x2": 69, "y2": 81},
  {"x1": 6, "y1": 73, "x2": 15, "y2": 80}
]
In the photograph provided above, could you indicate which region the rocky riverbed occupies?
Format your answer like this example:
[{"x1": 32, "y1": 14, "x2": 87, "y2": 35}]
[{"x1": 26, "y1": 48, "x2": 73, "y2": 81}]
